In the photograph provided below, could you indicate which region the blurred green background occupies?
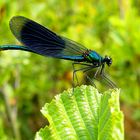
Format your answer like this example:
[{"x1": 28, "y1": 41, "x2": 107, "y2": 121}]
[{"x1": 0, "y1": 0, "x2": 140, "y2": 140}]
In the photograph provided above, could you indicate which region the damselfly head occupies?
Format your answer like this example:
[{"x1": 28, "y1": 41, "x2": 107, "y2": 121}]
[{"x1": 104, "y1": 56, "x2": 112, "y2": 66}]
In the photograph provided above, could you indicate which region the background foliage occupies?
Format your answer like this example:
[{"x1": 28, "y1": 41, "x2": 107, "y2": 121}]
[{"x1": 0, "y1": 0, "x2": 139, "y2": 140}]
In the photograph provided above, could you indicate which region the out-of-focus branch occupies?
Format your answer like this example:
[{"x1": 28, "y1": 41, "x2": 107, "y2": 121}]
[{"x1": 1, "y1": 85, "x2": 21, "y2": 140}]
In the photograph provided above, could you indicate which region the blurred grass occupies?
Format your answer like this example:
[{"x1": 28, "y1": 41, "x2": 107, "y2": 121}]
[{"x1": 0, "y1": 0, "x2": 140, "y2": 140}]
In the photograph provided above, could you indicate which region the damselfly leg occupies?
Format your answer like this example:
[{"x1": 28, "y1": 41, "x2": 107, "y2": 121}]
[
  {"x1": 72, "y1": 62, "x2": 93, "y2": 87},
  {"x1": 100, "y1": 64, "x2": 117, "y2": 88},
  {"x1": 72, "y1": 62, "x2": 99, "y2": 90}
]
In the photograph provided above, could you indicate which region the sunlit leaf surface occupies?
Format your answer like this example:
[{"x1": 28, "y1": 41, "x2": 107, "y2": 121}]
[{"x1": 35, "y1": 85, "x2": 124, "y2": 140}]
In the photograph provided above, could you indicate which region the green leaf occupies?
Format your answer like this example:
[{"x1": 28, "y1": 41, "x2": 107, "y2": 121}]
[{"x1": 35, "y1": 85, "x2": 124, "y2": 140}]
